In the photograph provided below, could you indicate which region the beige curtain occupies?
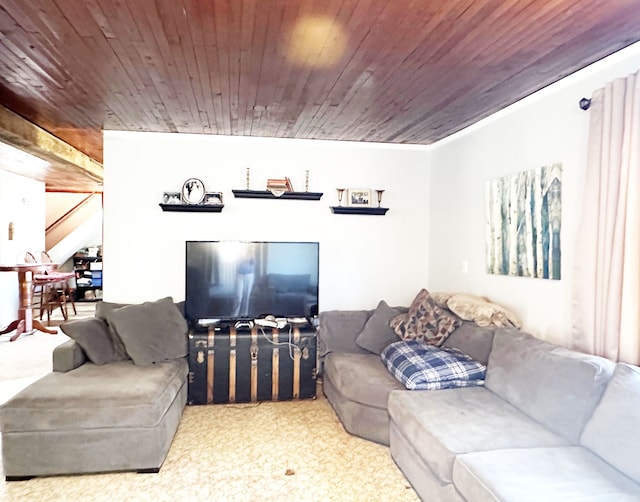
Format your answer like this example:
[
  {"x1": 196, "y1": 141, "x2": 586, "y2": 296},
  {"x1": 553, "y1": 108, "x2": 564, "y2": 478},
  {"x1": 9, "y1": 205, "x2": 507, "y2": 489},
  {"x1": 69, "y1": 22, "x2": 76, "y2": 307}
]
[{"x1": 572, "y1": 69, "x2": 640, "y2": 365}]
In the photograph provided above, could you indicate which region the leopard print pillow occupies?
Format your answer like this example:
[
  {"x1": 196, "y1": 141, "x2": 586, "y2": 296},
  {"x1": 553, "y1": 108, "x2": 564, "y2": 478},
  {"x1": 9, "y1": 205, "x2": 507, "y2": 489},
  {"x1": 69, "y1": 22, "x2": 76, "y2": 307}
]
[{"x1": 390, "y1": 289, "x2": 461, "y2": 345}]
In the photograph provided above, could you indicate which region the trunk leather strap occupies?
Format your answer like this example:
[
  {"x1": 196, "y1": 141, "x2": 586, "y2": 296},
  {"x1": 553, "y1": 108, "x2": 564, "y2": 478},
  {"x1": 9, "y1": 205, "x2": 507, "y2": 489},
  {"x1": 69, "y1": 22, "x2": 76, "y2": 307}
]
[
  {"x1": 207, "y1": 327, "x2": 215, "y2": 404},
  {"x1": 293, "y1": 327, "x2": 301, "y2": 399},
  {"x1": 272, "y1": 328, "x2": 279, "y2": 400},
  {"x1": 229, "y1": 327, "x2": 237, "y2": 403},
  {"x1": 250, "y1": 327, "x2": 258, "y2": 401}
]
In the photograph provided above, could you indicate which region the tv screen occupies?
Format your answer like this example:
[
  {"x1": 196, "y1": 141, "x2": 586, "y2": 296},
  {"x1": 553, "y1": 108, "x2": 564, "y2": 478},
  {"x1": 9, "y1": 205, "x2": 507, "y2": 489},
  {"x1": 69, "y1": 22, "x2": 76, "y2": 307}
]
[{"x1": 185, "y1": 241, "x2": 319, "y2": 323}]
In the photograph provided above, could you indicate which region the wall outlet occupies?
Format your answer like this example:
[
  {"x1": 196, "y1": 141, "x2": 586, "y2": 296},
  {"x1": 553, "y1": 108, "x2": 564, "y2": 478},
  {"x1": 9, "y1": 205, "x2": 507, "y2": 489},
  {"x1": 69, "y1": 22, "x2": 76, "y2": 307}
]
[{"x1": 461, "y1": 260, "x2": 469, "y2": 274}]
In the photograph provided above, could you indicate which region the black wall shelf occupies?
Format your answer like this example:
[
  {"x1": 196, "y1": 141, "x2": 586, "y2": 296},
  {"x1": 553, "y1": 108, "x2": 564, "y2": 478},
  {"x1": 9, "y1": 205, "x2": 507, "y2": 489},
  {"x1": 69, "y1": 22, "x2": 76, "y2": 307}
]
[
  {"x1": 159, "y1": 203, "x2": 224, "y2": 212},
  {"x1": 232, "y1": 189, "x2": 323, "y2": 201},
  {"x1": 330, "y1": 206, "x2": 389, "y2": 215}
]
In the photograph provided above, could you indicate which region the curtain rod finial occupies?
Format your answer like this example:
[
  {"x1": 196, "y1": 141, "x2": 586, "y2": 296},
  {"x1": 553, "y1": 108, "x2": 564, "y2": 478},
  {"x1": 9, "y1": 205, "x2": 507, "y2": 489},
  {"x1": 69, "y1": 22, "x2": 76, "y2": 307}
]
[{"x1": 579, "y1": 97, "x2": 591, "y2": 110}]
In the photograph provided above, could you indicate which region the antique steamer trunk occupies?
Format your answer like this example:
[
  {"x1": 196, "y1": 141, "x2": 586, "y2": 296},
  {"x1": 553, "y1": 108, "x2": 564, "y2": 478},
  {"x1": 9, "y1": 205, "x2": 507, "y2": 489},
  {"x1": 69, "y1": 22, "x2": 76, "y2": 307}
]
[{"x1": 188, "y1": 324, "x2": 317, "y2": 404}]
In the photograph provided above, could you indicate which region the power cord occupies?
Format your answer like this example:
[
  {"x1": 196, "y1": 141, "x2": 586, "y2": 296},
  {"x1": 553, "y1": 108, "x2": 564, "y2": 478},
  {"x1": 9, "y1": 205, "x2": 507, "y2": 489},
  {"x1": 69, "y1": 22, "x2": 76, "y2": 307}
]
[{"x1": 256, "y1": 324, "x2": 301, "y2": 360}]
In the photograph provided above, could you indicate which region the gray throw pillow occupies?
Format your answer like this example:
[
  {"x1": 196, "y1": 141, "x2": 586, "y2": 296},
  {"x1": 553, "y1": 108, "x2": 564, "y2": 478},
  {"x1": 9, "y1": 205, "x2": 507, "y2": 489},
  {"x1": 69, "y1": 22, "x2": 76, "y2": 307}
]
[
  {"x1": 106, "y1": 296, "x2": 188, "y2": 366},
  {"x1": 356, "y1": 300, "x2": 401, "y2": 354},
  {"x1": 60, "y1": 317, "x2": 115, "y2": 365},
  {"x1": 95, "y1": 301, "x2": 131, "y2": 361}
]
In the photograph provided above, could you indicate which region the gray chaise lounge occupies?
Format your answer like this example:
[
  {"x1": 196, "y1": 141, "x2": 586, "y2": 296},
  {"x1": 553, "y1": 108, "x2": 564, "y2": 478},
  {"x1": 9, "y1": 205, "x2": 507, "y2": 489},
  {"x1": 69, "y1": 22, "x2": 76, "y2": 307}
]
[{"x1": 0, "y1": 297, "x2": 189, "y2": 480}]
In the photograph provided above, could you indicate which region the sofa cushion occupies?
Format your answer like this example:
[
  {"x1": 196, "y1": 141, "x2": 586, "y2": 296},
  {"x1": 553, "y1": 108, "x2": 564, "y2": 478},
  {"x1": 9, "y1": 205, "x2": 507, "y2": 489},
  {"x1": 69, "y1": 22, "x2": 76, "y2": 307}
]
[
  {"x1": 442, "y1": 322, "x2": 495, "y2": 365},
  {"x1": 381, "y1": 340, "x2": 486, "y2": 390},
  {"x1": 59, "y1": 317, "x2": 115, "y2": 365},
  {"x1": 94, "y1": 300, "x2": 131, "y2": 361},
  {"x1": 485, "y1": 329, "x2": 615, "y2": 444},
  {"x1": 581, "y1": 363, "x2": 640, "y2": 484},
  {"x1": 318, "y1": 309, "x2": 373, "y2": 357},
  {"x1": 106, "y1": 297, "x2": 188, "y2": 366},
  {"x1": 453, "y1": 447, "x2": 640, "y2": 502},
  {"x1": 0, "y1": 358, "x2": 188, "y2": 432},
  {"x1": 387, "y1": 387, "x2": 568, "y2": 484},
  {"x1": 355, "y1": 300, "x2": 401, "y2": 354},
  {"x1": 324, "y1": 352, "x2": 403, "y2": 409},
  {"x1": 389, "y1": 289, "x2": 461, "y2": 345}
]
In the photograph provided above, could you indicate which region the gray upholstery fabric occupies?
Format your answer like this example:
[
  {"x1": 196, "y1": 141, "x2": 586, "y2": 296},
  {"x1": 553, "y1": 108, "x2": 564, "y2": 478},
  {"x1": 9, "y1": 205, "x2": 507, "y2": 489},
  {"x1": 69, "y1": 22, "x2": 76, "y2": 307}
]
[
  {"x1": 95, "y1": 300, "x2": 129, "y2": 315},
  {"x1": 107, "y1": 297, "x2": 188, "y2": 366},
  {"x1": 1, "y1": 359, "x2": 187, "y2": 432},
  {"x1": 2, "y1": 383, "x2": 186, "y2": 477},
  {"x1": 319, "y1": 309, "x2": 640, "y2": 500},
  {"x1": 52, "y1": 339, "x2": 86, "y2": 373},
  {"x1": 454, "y1": 447, "x2": 640, "y2": 502},
  {"x1": 442, "y1": 322, "x2": 495, "y2": 365},
  {"x1": 320, "y1": 308, "x2": 406, "y2": 445},
  {"x1": 324, "y1": 352, "x2": 403, "y2": 409},
  {"x1": 94, "y1": 300, "x2": 131, "y2": 361},
  {"x1": 1, "y1": 299, "x2": 191, "y2": 479},
  {"x1": 485, "y1": 328, "x2": 615, "y2": 444},
  {"x1": 390, "y1": 422, "x2": 465, "y2": 502},
  {"x1": 387, "y1": 387, "x2": 568, "y2": 484},
  {"x1": 60, "y1": 317, "x2": 115, "y2": 365},
  {"x1": 355, "y1": 300, "x2": 401, "y2": 354},
  {"x1": 318, "y1": 309, "x2": 372, "y2": 357},
  {"x1": 581, "y1": 363, "x2": 640, "y2": 484},
  {"x1": 323, "y1": 373, "x2": 393, "y2": 445}
]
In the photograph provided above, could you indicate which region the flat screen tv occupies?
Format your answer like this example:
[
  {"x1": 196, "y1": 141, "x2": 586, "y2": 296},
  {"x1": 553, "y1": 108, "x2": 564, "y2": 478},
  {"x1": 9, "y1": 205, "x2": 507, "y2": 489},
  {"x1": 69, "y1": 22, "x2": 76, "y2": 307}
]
[{"x1": 185, "y1": 241, "x2": 319, "y2": 324}]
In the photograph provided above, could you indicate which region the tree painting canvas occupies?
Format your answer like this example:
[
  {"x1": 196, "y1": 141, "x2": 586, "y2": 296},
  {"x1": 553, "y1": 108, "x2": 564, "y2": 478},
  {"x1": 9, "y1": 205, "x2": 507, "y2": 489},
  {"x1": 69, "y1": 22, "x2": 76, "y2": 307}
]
[{"x1": 485, "y1": 164, "x2": 562, "y2": 280}]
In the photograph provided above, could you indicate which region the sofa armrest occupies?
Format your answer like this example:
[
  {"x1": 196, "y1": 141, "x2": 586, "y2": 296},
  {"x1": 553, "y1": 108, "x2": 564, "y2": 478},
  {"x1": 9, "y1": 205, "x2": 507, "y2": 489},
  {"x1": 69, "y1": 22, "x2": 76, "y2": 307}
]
[
  {"x1": 318, "y1": 310, "x2": 373, "y2": 358},
  {"x1": 52, "y1": 339, "x2": 87, "y2": 372}
]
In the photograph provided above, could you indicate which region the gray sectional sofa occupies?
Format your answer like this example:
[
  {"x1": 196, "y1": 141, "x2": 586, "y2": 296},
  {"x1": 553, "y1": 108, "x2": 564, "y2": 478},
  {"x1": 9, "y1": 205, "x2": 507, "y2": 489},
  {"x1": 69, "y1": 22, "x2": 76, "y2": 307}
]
[
  {"x1": 319, "y1": 307, "x2": 640, "y2": 501},
  {"x1": 0, "y1": 298, "x2": 189, "y2": 480}
]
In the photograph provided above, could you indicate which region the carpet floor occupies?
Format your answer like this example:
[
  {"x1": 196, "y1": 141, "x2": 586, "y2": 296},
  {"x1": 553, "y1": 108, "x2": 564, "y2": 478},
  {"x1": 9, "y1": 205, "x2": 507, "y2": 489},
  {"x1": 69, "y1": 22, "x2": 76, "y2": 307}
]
[{"x1": 0, "y1": 305, "x2": 419, "y2": 501}]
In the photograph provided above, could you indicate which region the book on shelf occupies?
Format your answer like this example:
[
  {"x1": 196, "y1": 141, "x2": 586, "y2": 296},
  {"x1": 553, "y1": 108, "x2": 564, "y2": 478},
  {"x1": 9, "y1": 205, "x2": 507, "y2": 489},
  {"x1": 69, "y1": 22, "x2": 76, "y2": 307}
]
[{"x1": 266, "y1": 177, "x2": 293, "y2": 191}]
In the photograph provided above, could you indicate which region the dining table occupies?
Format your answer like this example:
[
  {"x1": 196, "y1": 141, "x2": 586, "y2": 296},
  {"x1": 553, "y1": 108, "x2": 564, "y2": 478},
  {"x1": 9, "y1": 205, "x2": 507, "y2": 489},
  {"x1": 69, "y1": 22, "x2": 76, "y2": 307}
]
[{"x1": 0, "y1": 263, "x2": 59, "y2": 342}]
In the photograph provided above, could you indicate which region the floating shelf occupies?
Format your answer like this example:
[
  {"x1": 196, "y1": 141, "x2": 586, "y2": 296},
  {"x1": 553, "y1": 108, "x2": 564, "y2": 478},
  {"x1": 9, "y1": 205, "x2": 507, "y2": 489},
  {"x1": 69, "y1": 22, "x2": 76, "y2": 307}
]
[
  {"x1": 330, "y1": 206, "x2": 389, "y2": 215},
  {"x1": 232, "y1": 189, "x2": 323, "y2": 201},
  {"x1": 159, "y1": 203, "x2": 224, "y2": 212}
]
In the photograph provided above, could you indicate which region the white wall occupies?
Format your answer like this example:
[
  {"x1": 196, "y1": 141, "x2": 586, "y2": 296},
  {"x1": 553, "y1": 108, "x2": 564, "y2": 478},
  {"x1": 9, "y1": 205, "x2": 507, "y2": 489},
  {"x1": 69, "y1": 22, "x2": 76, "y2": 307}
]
[
  {"x1": 0, "y1": 170, "x2": 45, "y2": 327},
  {"x1": 102, "y1": 133, "x2": 430, "y2": 311},
  {"x1": 428, "y1": 42, "x2": 640, "y2": 346}
]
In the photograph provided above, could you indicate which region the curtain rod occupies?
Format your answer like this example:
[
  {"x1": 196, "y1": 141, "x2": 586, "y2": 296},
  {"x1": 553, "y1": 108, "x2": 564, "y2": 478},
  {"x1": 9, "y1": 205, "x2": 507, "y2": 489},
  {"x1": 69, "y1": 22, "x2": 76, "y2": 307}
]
[{"x1": 579, "y1": 98, "x2": 591, "y2": 110}]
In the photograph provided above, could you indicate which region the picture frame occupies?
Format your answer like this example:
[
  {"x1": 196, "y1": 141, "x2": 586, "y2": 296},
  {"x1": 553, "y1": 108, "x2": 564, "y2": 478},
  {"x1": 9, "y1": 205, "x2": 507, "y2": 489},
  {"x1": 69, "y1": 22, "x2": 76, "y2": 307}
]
[
  {"x1": 347, "y1": 188, "x2": 372, "y2": 207},
  {"x1": 162, "y1": 192, "x2": 181, "y2": 205},
  {"x1": 182, "y1": 178, "x2": 206, "y2": 204},
  {"x1": 203, "y1": 192, "x2": 224, "y2": 205}
]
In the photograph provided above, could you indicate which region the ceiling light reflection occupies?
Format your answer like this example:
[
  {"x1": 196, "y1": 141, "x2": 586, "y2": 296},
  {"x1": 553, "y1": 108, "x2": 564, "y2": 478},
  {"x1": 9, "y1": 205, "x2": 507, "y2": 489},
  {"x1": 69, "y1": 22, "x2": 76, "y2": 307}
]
[{"x1": 286, "y1": 15, "x2": 348, "y2": 69}]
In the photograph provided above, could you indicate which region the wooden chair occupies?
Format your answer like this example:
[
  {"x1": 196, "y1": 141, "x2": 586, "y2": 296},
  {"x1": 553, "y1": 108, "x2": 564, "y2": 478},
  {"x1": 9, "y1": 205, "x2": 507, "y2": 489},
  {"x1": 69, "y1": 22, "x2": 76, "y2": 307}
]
[
  {"x1": 25, "y1": 252, "x2": 76, "y2": 325},
  {"x1": 40, "y1": 251, "x2": 77, "y2": 317}
]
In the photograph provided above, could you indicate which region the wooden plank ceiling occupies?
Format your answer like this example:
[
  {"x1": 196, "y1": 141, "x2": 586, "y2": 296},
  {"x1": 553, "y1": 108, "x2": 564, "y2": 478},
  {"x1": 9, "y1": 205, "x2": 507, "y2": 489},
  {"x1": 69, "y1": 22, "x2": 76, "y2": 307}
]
[{"x1": 0, "y1": 0, "x2": 639, "y2": 192}]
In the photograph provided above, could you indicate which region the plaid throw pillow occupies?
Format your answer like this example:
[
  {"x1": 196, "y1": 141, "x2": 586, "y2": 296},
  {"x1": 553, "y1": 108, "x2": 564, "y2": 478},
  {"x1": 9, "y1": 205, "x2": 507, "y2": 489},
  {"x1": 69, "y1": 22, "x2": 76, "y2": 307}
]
[
  {"x1": 389, "y1": 289, "x2": 461, "y2": 345},
  {"x1": 381, "y1": 340, "x2": 486, "y2": 390}
]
